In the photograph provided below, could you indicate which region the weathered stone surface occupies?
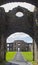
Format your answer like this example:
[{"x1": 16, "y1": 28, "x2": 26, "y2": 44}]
[
  {"x1": 0, "y1": 6, "x2": 38, "y2": 62},
  {"x1": 6, "y1": 6, "x2": 34, "y2": 38},
  {"x1": 0, "y1": 7, "x2": 6, "y2": 62},
  {"x1": 33, "y1": 7, "x2": 38, "y2": 61}
]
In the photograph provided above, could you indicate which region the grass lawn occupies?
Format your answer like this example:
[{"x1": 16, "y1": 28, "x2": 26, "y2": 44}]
[
  {"x1": 21, "y1": 52, "x2": 38, "y2": 65},
  {"x1": 6, "y1": 51, "x2": 16, "y2": 61},
  {"x1": 21, "y1": 52, "x2": 33, "y2": 62},
  {"x1": 0, "y1": 51, "x2": 38, "y2": 65}
]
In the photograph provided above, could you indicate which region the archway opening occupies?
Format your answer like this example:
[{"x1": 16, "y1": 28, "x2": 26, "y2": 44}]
[
  {"x1": 0, "y1": 2, "x2": 35, "y2": 12},
  {"x1": 6, "y1": 32, "x2": 33, "y2": 62}
]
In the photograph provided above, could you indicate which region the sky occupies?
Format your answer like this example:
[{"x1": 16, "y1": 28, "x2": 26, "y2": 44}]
[
  {"x1": 6, "y1": 32, "x2": 33, "y2": 43},
  {"x1": 0, "y1": 2, "x2": 35, "y2": 12},
  {"x1": 0, "y1": 2, "x2": 34, "y2": 43}
]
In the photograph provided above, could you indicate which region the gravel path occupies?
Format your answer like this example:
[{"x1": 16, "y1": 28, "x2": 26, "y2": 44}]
[{"x1": 13, "y1": 52, "x2": 26, "y2": 62}]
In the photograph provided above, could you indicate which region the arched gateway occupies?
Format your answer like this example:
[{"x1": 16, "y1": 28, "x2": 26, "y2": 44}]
[{"x1": 0, "y1": 6, "x2": 38, "y2": 62}]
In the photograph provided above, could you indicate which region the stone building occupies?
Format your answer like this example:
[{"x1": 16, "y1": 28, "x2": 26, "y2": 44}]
[
  {"x1": 7, "y1": 40, "x2": 33, "y2": 52},
  {"x1": 7, "y1": 43, "x2": 13, "y2": 51}
]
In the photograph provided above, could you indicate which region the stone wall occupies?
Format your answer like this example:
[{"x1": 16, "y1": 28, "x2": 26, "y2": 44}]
[
  {"x1": 0, "y1": 7, "x2": 6, "y2": 61},
  {"x1": 33, "y1": 7, "x2": 38, "y2": 61}
]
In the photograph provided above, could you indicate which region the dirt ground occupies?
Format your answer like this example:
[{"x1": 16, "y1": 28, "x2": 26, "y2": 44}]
[{"x1": 33, "y1": 63, "x2": 38, "y2": 65}]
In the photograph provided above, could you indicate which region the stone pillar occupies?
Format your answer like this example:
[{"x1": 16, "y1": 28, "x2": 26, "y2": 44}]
[
  {"x1": 33, "y1": 7, "x2": 38, "y2": 61},
  {"x1": 0, "y1": 7, "x2": 6, "y2": 62},
  {"x1": 0, "y1": 36, "x2": 2, "y2": 62},
  {"x1": 37, "y1": 43, "x2": 38, "y2": 61},
  {"x1": 0, "y1": 34, "x2": 6, "y2": 62},
  {"x1": 0, "y1": 35, "x2": 4, "y2": 62},
  {"x1": 33, "y1": 40, "x2": 37, "y2": 61}
]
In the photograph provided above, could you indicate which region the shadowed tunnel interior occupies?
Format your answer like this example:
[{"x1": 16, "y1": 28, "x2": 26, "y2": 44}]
[
  {"x1": 4, "y1": 6, "x2": 34, "y2": 39},
  {"x1": 0, "y1": 1, "x2": 38, "y2": 63}
]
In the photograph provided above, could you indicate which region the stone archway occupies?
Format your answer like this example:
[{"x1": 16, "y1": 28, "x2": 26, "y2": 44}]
[{"x1": 0, "y1": 6, "x2": 38, "y2": 62}]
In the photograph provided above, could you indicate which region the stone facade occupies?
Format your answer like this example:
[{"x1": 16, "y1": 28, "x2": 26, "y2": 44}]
[{"x1": 7, "y1": 40, "x2": 33, "y2": 52}]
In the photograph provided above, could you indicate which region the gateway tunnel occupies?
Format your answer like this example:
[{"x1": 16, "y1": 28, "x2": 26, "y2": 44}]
[{"x1": 0, "y1": 5, "x2": 38, "y2": 62}]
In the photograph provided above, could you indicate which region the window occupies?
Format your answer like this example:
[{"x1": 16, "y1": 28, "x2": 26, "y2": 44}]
[{"x1": 16, "y1": 12, "x2": 24, "y2": 17}]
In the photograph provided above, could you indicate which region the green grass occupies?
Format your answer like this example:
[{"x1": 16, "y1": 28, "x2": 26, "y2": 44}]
[
  {"x1": 21, "y1": 52, "x2": 33, "y2": 62},
  {"x1": 21, "y1": 52, "x2": 38, "y2": 65},
  {"x1": 6, "y1": 51, "x2": 16, "y2": 61}
]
